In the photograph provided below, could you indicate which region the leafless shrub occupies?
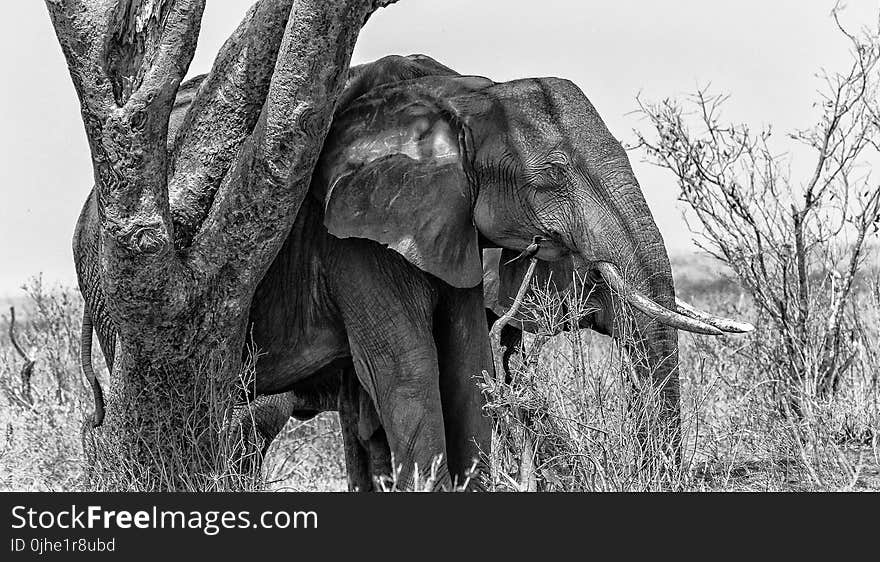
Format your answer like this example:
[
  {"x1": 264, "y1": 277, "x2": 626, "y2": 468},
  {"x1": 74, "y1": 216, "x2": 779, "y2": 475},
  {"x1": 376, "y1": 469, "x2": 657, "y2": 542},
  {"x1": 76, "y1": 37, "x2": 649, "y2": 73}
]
[
  {"x1": 634, "y1": 6, "x2": 880, "y2": 410},
  {"x1": 1, "y1": 277, "x2": 86, "y2": 411},
  {"x1": 480, "y1": 268, "x2": 879, "y2": 491},
  {"x1": 0, "y1": 279, "x2": 89, "y2": 490},
  {"x1": 4, "y1": 306, "x2": 34, "y2": 406},
  {"x1": 482, "y1": 271, "x2": 691, "y2": 491}
]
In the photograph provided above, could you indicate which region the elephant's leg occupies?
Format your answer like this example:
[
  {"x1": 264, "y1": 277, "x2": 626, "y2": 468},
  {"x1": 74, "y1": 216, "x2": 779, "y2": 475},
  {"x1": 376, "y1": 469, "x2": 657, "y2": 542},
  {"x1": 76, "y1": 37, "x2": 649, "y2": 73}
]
[
  {"x1": 339, "y1": 373, "x2": 393, "y2": 492},
  {"x1": 436, "y1": 286, "x2": 494, "y2": 488},
  {"x1": 338, "y1": 411, "x2": 394, "y2": 493},
  {"x1": 355, "y1": 378, "x2": 393, "y2": 485},
  {"x1": 231, "y1": 367, "x2": 343, "y2": 474},
  {"x1": 334, "y1": 246, "x2": 450, "y2": 490},
  {"x1": 239, "y1": 393, "x2": 297, "y2": 453},
  {"x1": 346, "y1": 333, "x2": 448, "y2": 489},
  {"x1": 227, "y1": 392, "x2": 297, "y2": 478},
  {"x1": 338, "y1": 366, "x2": 376, "y2": 492},
  {"x1": 338, "y1": 398, "x2": 372, "y2": 492}
]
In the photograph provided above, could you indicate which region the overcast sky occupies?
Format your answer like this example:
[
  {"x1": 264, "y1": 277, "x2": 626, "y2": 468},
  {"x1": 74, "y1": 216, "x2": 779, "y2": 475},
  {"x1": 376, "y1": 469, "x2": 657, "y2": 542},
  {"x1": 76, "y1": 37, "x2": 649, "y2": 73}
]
[{"x1": 1, "y1": 1, "x2": 877, "y2": 298}]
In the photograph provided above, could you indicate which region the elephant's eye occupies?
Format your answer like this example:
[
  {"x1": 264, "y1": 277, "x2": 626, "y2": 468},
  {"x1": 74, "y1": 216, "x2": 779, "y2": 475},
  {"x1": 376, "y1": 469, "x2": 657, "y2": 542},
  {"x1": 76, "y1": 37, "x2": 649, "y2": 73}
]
[
  {"x1": 547, "y1": 150, "x2": 569, "y2": 166},
  {"x1": 531, "y1": 163, "x2": 567, "y2": 190}
]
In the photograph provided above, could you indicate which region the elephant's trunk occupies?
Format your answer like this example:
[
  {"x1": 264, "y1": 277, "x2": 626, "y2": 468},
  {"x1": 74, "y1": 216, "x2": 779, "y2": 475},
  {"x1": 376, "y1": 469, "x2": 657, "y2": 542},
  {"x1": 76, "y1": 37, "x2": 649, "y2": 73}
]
[
  {"x1": 570, "y1": 161, "x2": 754, "y2": 459},
  {"x1": 590, "y1": 236, "x2": 683, "y2": 456},
  {"x1": 571, "y1": 163, "x2": 684, "y2": 453}
]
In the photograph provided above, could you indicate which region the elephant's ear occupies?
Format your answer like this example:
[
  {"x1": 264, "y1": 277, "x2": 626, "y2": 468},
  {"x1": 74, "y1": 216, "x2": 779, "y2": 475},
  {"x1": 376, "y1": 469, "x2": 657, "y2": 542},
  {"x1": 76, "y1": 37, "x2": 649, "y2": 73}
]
[{"x1": 320, "y1": 78, "x2": 490, "y2": 288}]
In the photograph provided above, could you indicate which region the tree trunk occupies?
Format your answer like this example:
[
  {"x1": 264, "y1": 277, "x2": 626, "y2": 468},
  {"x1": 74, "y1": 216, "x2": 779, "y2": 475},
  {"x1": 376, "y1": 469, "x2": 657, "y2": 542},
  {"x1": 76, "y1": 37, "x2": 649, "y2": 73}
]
[
  {"x1": 83, "y1": 320, "x2": 247, "y2": 490},
  {"x1": 48, "y1": 0, "x2": 398, "y2": 490}
]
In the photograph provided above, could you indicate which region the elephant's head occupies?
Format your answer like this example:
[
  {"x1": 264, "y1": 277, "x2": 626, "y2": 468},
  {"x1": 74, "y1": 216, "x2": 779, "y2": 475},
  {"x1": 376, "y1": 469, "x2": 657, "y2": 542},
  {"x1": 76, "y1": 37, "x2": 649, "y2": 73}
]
[{"x1": 316, "y1": 55, "x2": 751, "y2": 419}]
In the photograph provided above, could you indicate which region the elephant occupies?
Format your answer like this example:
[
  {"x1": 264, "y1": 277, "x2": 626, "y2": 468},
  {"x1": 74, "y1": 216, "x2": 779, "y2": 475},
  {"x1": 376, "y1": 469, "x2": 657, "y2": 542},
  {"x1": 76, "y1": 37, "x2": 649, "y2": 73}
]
[
  {"x1": 76, "y1": 53, "x2": 751, "y2": 491},
  {"x1": 217, "y1": 54, "x2": 752, "y2": 488}
]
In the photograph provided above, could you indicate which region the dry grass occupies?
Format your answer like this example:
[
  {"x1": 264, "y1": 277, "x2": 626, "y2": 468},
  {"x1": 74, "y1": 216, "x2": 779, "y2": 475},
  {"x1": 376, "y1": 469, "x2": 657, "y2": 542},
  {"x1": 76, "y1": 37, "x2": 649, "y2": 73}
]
[
  {"x1": 1, "y1": 263, "x2": 878, "y2": 492},
  {"x1": 480, "y1": 257, "x2": 879, "y2": 491},
  {"x1": 0, "y1": 278, "x2": 90, "y2": 491}
]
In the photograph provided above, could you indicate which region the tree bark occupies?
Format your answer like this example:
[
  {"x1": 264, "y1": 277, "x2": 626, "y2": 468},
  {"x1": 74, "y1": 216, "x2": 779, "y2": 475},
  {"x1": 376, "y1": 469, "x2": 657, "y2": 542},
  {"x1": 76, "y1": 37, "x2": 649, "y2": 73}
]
[{"x1": 48, "y1": 0, "x2": 397, "y2": 490}]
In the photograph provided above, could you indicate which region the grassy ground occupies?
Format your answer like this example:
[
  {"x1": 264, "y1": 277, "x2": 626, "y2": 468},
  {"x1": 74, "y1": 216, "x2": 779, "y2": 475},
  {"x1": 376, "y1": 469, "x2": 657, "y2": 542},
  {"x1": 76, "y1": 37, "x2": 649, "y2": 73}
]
[{"x1": 1, "y1": 257, "x2": 878, "y2": 492}]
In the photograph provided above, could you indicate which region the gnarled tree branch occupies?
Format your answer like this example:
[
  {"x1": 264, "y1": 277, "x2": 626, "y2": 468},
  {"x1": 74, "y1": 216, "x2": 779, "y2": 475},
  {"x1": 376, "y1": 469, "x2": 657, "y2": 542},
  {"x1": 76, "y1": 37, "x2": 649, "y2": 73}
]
[
  {"x1": 46, "y1": 0, "x2": 205, "y2": 320},
  {"x1": 168, "y1": 0, "x2": 295, "y2": 248},
  {"x1": 187, "y1": 0, "x2": 394, "y2": 292}
]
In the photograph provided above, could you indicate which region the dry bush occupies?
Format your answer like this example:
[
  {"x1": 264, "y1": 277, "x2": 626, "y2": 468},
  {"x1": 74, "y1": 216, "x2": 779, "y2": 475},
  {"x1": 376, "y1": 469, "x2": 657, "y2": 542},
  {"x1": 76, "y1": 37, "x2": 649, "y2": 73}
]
[
  {"x1": 81, "y1": 357, "x2": 268, "y2": 492},
  {"x1": 483, "y1": 9, "x2": 880, "y2": 488},
  {"x1": 634, "y1": 7, "x2": 880, "y2": 408},
  {"x1": 1, "y1": 277, "x2": 88, "y2": 410},
  {"x1": 682, "y1": 285, "x2": 879, "y2": 491},
  {"x1": 481, "y1": 277, "x2": 689, "y2": 491},
  {"x1": 615, "y1": 6, "x2": 880, "y2": 489},
  {"x1": 0, "y1": 278, "x2": 89, "y2": 491},
  {"x1": 481, "y1": 270, "x2": 879, "y2": 491}
]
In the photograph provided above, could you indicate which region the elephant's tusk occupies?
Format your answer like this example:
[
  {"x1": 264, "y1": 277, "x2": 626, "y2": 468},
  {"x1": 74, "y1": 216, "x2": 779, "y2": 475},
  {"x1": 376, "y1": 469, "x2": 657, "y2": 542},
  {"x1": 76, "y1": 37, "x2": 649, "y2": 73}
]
[
  {"x1": 674, "y1": 298, "x2": 755, "y2": 333},
  {"x1": 595, "y1": 262, "x2": 723, "y2": 335}
]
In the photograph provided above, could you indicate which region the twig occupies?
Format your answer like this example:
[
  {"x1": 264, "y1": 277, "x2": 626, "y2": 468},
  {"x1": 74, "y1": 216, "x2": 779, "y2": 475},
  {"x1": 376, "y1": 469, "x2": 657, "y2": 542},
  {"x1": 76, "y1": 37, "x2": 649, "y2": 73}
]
[
  {"x1": 488, "y1": 258, "x2": 540, "y2": 491},
  {"x1": 8, "y1": 307, "x2": 34, "y2": 404},
  {"x1": 489, "y1": 258, "x2": 539, "y2": 380}
]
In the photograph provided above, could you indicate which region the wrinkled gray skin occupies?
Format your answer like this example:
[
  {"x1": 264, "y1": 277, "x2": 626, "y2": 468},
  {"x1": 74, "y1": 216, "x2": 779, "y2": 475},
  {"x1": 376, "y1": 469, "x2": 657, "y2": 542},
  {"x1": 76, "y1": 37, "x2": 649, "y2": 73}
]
[{"x1": 79, "y1": 53, "x2": 705, "y2": 491}]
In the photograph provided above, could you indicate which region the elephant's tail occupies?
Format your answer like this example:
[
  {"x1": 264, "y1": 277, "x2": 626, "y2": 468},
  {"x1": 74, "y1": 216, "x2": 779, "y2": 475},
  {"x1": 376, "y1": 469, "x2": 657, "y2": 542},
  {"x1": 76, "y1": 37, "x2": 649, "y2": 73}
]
[{"x1": 80, "y1": 307, "x2": 105, "y2": 427}]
